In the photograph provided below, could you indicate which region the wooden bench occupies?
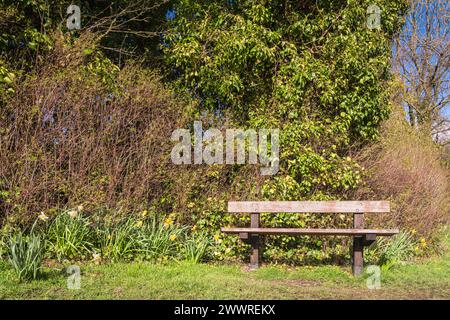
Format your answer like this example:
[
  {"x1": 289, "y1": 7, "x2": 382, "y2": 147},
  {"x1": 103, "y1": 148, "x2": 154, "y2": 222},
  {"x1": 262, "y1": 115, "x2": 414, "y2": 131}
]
[{"x1": 221, "y1": 201, "x2": 399, "y2": 275}]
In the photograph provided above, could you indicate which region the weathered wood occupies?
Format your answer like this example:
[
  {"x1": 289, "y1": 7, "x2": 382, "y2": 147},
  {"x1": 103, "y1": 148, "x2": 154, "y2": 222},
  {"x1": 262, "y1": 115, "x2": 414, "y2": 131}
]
[
  {"x1": 364, "y1": 233, "x2": 377, "y2": 241},
  {"x1": 363, "y1": 233, "x2": 377, "y2": 246},
  {"x1": 353, "y1": 213, "x2": 364, "y2": 276},
  {"x1": 221, "y1": 227, "x2": 399, "y2": 236},
  {"x1": 250, "y1": 213, "x2": 260, "y2": 269},
  {"x1": 239, "y1": 232, "x2": 249, "y2": 240},
  {"x1": 228, "y1": 201, "x2": 390, "y2": 213}
]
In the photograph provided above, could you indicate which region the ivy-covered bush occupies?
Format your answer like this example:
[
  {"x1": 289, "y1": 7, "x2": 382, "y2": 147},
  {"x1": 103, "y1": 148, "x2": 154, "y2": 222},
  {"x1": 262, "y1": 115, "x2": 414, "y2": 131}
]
[{"x1": 163, "y1": 0, "x2": 408, "y2": 263}]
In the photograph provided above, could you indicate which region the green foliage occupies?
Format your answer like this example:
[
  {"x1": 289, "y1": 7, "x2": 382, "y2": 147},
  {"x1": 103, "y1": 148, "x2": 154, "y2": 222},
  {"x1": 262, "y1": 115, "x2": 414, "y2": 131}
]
[
  {"x1": 0, "y1": 0, "x2": 171, "y2": 105},
  {"x1": 84, "y1": 51, "x2": 121, "y2": 92},
  {"x1": 46, "y1": 210, "x2": 94, "y2": 261},
  {"x1": 0, "y1": 0, "x2": 169, "y2": 75},
  {"x1": 96, "y1": 217, "x2": 141, "y2": 262},
  {"x1": 377, "y1": 231, "x2": 417, "y2": 269},
  {"x1": 183, "y1": 231, "x2": 212, "y2": 263},
  {"x1": 367, "y1": 231, "x2": 417, "y2": 270},
  {"x1": 0, "y1": 237, "x2": 5, "y2": 258},
  {"x1": 0, "y1": 1, "x2": 55, "y2": 48},
  {"x1": 0, "y1": 0, "x2": 55, "y2": 83},
  {"x1": 8, "y1": 231, "x2": 44, "y2": 281},
  {"x1": 0, "y1": 60, "x2": 15, "y2": 96},
  {"x1": 40, "y1": 209, "x2": 213, "y2": 264},
  {"x1": 0, "y1": 225, "x2": 10, "y2": 258},
  {"x1": 165, "y1": 0, "x2": 408, "y2": 196},
  {"x1": 138, "y1": 215, "x2": 187, "y2": 262},
  {"x1": 1, "y1": 251, "x2": 450, "y2": 299},
  {"x1": 95, "y1": 213, "x2": 214, "y2": 263}
]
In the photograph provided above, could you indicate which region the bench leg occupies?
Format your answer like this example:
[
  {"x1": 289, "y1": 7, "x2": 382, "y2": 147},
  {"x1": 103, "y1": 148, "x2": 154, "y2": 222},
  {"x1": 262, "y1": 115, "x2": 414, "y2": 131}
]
[
  {"x1": 250, "y1": 213, "x2": 260, "y2": 269},
  {"x1": 353, "y1": 236, "x2": 364, "y2": 276},
  {"x1": 352, "y1": 212, "x2": 364, "y2": 276},
  {"x1": 250, "y1": 235, "x2": 259, "y2": 269}
]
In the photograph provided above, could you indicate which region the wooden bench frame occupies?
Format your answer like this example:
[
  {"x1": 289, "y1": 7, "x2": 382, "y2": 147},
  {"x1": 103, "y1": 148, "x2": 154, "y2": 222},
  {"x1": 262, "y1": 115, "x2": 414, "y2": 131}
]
[{"x1": 221, "y1": 201, "x2": 399, "y2": 275}]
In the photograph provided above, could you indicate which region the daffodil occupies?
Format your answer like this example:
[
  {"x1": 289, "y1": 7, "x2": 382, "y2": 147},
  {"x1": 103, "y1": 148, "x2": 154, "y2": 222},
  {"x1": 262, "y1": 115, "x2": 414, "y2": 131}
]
[
  {"x1": 37, "y1": 212, "x2": 49, "y2": 221},
  {"x1": 420, "y1": 237, "x2": 427, "y2": 248},
  {"x1": 169, "y1": 234, "x2": 177, "y2": 241},
  {"x1": 68, "y1": 209, "x2": 78, "y2": 219},
  {"x1": 164, "y1": 217, "x2": 174, "y2": 227},
  {"x1": 92, "y1": 252, "x2": 102, "y2": 264},
  {"x1": 213, "y1": 235, "x2": 222, "y2": 243},
  {"x1": 135, "y1": 220, "x2": 144, "y2": 228},
  {"x1": 141, "y1": 210, "x2": 148, "y2": 218}
]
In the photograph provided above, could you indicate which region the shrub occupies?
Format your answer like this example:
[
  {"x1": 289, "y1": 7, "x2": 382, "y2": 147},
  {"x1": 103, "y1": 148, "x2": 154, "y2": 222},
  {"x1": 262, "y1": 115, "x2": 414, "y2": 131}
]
[
  {"x1": 8, "y1": 232, "x2": 44, "y2": 281},
  {"x1": 357, "y1": 106, "x2": 449, "y2": 237},
  {"x1": 0, "y1": 236, "x2": 5, "y2": 258},
  {"x1": 0, "y1": 32, "x2": 190, "y2": 225},
  {"x1": 0, "y1": 228, "x2": 8, "y2": 258},
  {"x1": 46, "y1": 210, "x2": 93, "y2": 261}
]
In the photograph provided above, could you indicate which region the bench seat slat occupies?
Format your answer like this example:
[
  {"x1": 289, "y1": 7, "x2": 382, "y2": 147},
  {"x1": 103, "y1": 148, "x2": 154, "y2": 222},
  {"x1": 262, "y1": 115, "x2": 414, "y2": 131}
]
[
  {"x1": 221, "y1": 227, "x2": 399, "y2": 236},
  {"x1": 228, "y1": 201, "x2": 390, "y2": 213}
]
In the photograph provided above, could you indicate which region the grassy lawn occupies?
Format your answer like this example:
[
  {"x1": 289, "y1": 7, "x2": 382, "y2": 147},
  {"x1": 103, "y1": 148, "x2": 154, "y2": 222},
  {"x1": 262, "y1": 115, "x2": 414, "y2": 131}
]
[{"x1": 1, "y1": 237, "x2": 449, "y2": 300}]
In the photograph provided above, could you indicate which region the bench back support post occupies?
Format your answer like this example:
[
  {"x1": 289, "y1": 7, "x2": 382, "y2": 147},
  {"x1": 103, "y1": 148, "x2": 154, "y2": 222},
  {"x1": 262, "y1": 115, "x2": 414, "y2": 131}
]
[
  {"x1": 250, "y1": 213, "x2": 260, "y2": 269},
  {"x1": 353, "y1": 213, "x2": 364, "y2": 275}
]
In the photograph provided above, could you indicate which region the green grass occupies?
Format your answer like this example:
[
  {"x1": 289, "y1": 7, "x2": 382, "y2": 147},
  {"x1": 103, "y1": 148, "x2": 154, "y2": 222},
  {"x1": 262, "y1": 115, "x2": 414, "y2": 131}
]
[{"x1": 0, "y1": 236, "x2": 449, "y2": 300}]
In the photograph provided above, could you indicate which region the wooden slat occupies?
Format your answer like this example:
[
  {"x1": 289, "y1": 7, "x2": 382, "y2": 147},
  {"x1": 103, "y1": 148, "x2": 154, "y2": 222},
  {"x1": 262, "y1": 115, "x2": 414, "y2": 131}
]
[
  {"x1": 228, "y1": 201, "x2": 390, "y2": 213},
  {"x1": 221, "y1": 227, "x2": 399, "y2": 236},
  {"x1": 363, "y1": 234, "x2": 377, "y2": 246},
  {"x1": 239, "y1": 232, "x2": 249, "y2": 240}
]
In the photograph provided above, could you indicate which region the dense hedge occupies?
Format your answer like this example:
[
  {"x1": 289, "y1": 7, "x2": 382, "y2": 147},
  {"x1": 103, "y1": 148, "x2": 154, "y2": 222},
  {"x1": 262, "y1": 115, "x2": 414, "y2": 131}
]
[
  {"x1": 163, "y1": 0, "x2": 408, "y2": 263},
  {"x1": 0, "y1": 34, "x2": 190, "y2": 225}
]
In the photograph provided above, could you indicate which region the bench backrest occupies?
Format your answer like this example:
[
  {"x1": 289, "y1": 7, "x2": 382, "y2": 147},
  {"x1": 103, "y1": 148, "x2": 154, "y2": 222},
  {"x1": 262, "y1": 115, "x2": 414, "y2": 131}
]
[{"x1": 228, "y1": 201, "x2": 390, "y2": 213}]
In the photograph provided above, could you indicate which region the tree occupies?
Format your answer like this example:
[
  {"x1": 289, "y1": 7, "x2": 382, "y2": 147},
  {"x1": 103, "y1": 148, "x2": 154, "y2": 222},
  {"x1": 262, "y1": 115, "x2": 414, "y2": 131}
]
[
  {"x1": 393, "y1": 0, "x2": 449, "y2": 141},
  {"x1": 0, "y1": 0, "x2": 169, "y2": 101},
  {"x1": 0, "y1": 0, "x2": 169, "y2": 71},
  {"x1": 164, "y1": 0, "x2": 408, "y2": 199}
]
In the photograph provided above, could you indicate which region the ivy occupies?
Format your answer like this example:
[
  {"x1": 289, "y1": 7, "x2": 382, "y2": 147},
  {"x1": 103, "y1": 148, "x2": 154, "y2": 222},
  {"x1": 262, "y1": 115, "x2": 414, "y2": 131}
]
[{"x1": 164, "y1": 0, "x2": 408, "y2": 263}]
